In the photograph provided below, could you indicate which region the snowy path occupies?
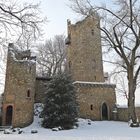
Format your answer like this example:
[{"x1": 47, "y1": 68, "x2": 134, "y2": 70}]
[{"x1": 0, "y1": 117, "x2": 140, "y2": 140}]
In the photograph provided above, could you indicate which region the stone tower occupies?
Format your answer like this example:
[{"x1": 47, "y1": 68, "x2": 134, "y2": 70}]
[
  {"x1": 66, "y1": 15, "x2": 104, "y2": 82},
  {"x1": 66, "y1": 15, "x2": 116, "y2": 120},
  {"x1": 2, "y1": 43, "x2": 36, "y2": 127}
]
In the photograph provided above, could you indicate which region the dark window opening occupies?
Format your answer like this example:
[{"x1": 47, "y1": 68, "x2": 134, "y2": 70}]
[
  {"x1": 94, "y1": 76, "x2": 96, "y2": 80},
  {"x1": 91, "y1": 29, "x2": 94, "y2": 35},
  {"x1": 27, "y1": 90, "x2": 31, "y2": 98},
  {"x1": 90, "y1": 104, "x2": 93, "y2": 110},
  {"x1": 29, "y1": 67, "x2": 31, "y2": 73},
  {"x1": 92, "y1": 59, "x2": 96, "y2": 69},
  {"x1": 69, "y1": 61, "x2": 72, "y2": 69}
]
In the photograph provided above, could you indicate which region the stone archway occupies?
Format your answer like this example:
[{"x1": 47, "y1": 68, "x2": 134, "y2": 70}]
[
  {"x1": 101, "y1": 103, "x2": 108, "y2": 120},
  {"x1": 5, "y1": 105, "x2": 13, "y2": 126}
]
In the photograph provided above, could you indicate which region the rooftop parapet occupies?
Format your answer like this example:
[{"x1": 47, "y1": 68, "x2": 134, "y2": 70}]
[
  {"x1": 73, "y1": 81, "x2": 116, "y2": 88},
  {"x1": 8, "y1": 43, "x2": 36, "y2": 62}
]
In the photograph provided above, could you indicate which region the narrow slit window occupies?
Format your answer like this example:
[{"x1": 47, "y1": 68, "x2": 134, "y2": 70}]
[
  {"x1": 69, "y1": 61, "x2": 72, "y2": 69},
  {"x1": 29, "y1": 67, "x2": 31, "y2": 73},
  {"x1": 90, "y1": 104, "x2": 93, "y2": 110},
  {"x1": 91, "y1": 29, "x2": 94, "y2": 35},
  {"x1": 27, "y1": 90, "x2": 31, "y2": 98}
]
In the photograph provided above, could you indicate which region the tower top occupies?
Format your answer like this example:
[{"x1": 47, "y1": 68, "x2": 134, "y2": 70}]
[
  {"x1": 67, "y1": 13, "x2": 100, "y2": 27},
  {"x1": 66, "y1": 13, "x2": 104, "y2": 82}
]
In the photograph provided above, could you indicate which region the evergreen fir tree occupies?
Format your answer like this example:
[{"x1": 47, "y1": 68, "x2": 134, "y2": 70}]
[{"x1": 42, "y1": 73, "x2": 78, "y2": 129}]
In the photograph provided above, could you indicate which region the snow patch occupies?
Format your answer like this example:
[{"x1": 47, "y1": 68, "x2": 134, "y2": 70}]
[
  {"x1": 1, "y1": 116, "x2": 140, "y2": 140},
  {"x1": 9, "y1": 47, "x2": 36, "y2": 64},
  {"x1": 34, "y1": 103, "x2": 44, "y2": 117},
  {"x1": 1, "y1": 103, "x2": 140, "y2": 139},
  {"x1": 73, "y1": 81, "x2": 115, "y2": 86}
]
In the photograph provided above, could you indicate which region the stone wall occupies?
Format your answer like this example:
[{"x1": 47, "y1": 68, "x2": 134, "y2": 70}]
[
  {"x1": 0, "y1": 95, "x2": 3, "y2": 125},
  {"x1": 2, "y1": 44, "x2": 36, "y2": 127},
  {"x1": 66, "y1": 15, "x2": 104, "y2": 82},
  {"x1": 66, "y1": 15, "x2": 116, "y2": 121},
  {"x1": 115, "y1": 106, "x2": 140, "y2": 122},
  {"x1": 0, "y1": 116, "x2": 1, "y2": 126},
  {"x1": 75, "y1": 82, "x2": 116, "y2": 120},
  {"x1": 35, "y1": 77, "x2": 51, "y2": 103}
]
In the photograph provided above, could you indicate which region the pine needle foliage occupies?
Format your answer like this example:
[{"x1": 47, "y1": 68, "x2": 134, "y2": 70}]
[{"x1": 42, "y1": 73, "x2": 78, "y2": 129}]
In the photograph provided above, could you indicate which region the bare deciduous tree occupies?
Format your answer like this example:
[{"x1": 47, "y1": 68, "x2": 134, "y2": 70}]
[
  {"x1": 0, "y1": 0, "x2": 45, "y2": 50},
  {"x1": 69, "y1": 0, "x2": 140, "y2": 125},
  {"x1": 37, "y1": 35, "x2": 66, "y2": 77},
  {"x1": 0, "y1": 0, "x2": 46, "y2": 92}
]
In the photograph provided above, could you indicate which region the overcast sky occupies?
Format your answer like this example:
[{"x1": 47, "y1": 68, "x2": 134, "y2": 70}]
[{"x1": 31, "y1": 0, "x2": 112, "y2": 39}]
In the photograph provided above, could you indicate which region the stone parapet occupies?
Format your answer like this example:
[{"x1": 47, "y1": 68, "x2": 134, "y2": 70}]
[
  {"x1": 114, "y1": 106, "x2": 140, "y2": 122},
  {"x1": 74, "y1": 81, "x2": 116, "y2": 88}
]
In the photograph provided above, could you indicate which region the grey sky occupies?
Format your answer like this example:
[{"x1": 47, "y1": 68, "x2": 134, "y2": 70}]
[{"x1": 32, "y1": 0, "x2": 113, "y2": 39}]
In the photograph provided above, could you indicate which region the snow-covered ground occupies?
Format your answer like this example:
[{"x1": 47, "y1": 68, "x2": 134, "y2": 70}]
[{"x1": 1, "y1": 116, "x2": 140, "y2": 140}]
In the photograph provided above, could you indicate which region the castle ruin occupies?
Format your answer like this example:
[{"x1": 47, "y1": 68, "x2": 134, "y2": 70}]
[
  {"x1": 66, "y1": 15, "x2": 116, "y2": 120},
  {"x1": 1, "y1": 14, "x2": 138, "y2": 127},
  {"x1": 2, "y1": 44, "x2": 36, "y2": 127}
]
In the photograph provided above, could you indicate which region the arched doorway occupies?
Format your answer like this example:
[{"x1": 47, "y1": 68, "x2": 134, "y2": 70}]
[
  {"x1": 5, "y1": 105, "x2": 13, "y2": 126},
  {"x1": 101, "y1": 103, "x2": 108, "y2": 120}
]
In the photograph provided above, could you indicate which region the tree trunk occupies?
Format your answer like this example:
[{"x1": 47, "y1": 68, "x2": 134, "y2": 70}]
[
  {"x1": 128, "y1": 75, "x2": 137, "y2": 123},
  {"x1": 127, "y1": 66, "x2": 137, "y2": 124},
  {"x1": 128, "y1": 94, "x2": 137, "y2": 123}
]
